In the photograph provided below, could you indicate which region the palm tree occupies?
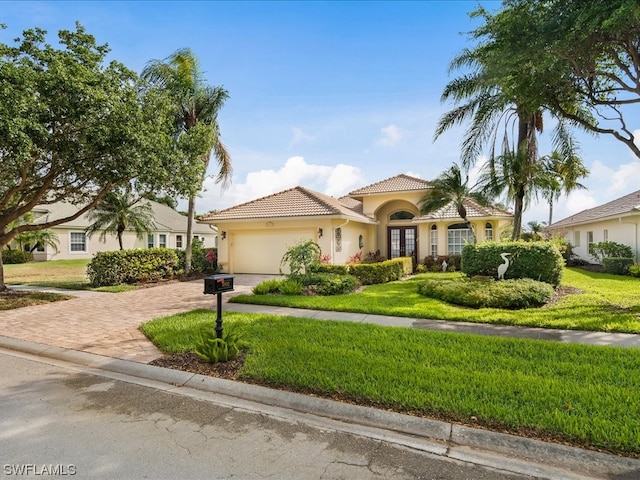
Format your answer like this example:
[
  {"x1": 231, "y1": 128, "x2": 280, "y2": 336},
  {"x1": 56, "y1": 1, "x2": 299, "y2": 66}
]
[
  {"x1": 435, "y1": 39, "x2": 581, "y2": 240},
  {"x1": 85, "y1": 189, "x2": 155, "y2": 250},
  {"x1": 539, "y1": 150, "x2": 588, "y2": 225},
  {"x1": 418, "y1": 163, "x2": 493, "y2": 243},
  {"x1": 16, "y1": 229, "x2": 59, "y2": 253},
  {"x1": 142, "y1": 48, "x2": 231, "y2": 273}
]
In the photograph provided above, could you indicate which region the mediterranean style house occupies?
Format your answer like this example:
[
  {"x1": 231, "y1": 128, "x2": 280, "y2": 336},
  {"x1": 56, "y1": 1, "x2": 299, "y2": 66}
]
[
  {"x1": 19, "y1": 200, "x2": 217, "y2": 261},
  {"x1": 548, "y1": 189, "x2": 640, "y2": 263},
  {"x1": 202, "y1": 174, "x2": 513, "y2": 274}
]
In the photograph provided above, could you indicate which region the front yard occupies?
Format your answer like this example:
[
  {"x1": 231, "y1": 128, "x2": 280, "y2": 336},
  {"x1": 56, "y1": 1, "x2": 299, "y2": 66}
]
[{"x1": 230, "y1": 268, "x2": 640, "y2": 333}]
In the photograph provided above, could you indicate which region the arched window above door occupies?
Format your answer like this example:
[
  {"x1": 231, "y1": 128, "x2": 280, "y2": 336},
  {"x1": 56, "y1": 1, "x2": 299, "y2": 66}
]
[{"x1": 390, "y1": 211, "x2": 414, "y2": 221}]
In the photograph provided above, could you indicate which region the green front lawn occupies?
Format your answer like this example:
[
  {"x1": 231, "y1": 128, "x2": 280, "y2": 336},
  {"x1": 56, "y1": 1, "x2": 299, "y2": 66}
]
[
  {"x1": 230, "y1": 268, "x2": 640, "y2": 333},
  {"x1": 141, "y1": 310, "x2": 640, "y2": 456}
]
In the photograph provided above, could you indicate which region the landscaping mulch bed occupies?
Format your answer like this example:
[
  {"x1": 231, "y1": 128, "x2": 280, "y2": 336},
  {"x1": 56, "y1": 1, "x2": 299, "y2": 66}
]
[
  {"x1": 0, "y1": 290, "x2": 73, "y2": 310},
  {"x1": 150, "y1": 352, "x2": 245, "y2": 380}
]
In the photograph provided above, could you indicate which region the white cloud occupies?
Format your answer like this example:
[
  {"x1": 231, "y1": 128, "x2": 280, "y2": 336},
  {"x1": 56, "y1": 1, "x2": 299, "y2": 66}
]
[
  {"x1": 192, "y1": 156, "x2": 364, "y2": 213},
  {"x1": 376, "y1": 124, "x2": 405, "y2": 147}
]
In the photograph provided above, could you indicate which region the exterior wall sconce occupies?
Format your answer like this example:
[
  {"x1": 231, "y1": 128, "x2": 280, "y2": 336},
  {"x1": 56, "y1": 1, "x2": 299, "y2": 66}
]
[
  {"x1": 318, "y1": 228, "x2": 323, "y2": 238},
  {"x1": 221, "y1": 231, "x2": 227, "y2": 240}
]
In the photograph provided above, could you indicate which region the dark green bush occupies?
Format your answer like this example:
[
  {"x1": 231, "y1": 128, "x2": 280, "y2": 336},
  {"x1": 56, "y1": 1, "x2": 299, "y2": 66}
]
[
  {"x1": 602, "y1": 257, "x2": 634, "y2": 275},
  {"x1": 290, "y1": 273, "x2": 360, "y2": 295},
  {"x1": 423, "y1": 255, "x2": 461, "y2": 272},
  {"x1": 308, "y1": 263, "x2": 349, "y2": 275},
  {"x1": 176, "y1": 246, "x2": 217, "y2": 274},
  {"x1": 348, "y1": 258, "x2": 409, "y2": 285},
  {"x1": 461, "y1": 241, "x2": 564, "y2": 286},
  {"x1": 417, "y1": 277, "x2": 554, "y2": 309},
  {"x1": 2, "y1": 249, "x2": 33, "y2": 264},
  {"x1": 87, "y1": 248, "x2": 180, "y2": 286},
  {"x1": 589, "y1": 241, "x2": 633, "y2": 263}
]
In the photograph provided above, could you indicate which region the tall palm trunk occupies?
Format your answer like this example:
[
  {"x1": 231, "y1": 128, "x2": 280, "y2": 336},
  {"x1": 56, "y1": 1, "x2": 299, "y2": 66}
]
[
  {"x1": 548, "y1": 198, "x2": 554, "y2": 226},
  {"x1": 184, "y1": 195, "x2": 196, "y2": 273}
]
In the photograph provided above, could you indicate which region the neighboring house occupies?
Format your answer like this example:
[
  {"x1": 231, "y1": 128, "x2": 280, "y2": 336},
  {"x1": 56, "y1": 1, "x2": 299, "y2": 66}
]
[
  {"x1": 202, "y1": 174, "x2": 513, "y2": 274},
  {"x1": 548, "y1": 189, "x2": 640, "y2": 263},
  {"x1": 20, "y1": 200, "x2": 217, "y2": 261}
]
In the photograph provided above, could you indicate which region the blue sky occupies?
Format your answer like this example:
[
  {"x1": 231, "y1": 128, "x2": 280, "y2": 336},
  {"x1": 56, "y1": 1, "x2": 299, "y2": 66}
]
[{"x1": 3, "y1": 1, "x2": 639, "y2": 225}]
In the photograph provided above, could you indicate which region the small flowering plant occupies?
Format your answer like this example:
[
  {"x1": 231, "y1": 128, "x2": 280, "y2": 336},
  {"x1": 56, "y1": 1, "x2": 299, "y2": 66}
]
[
  {"x1": 205, "y1": 249, "x2": 217, "y2": 271},
  {"x1": 319, "y1": 253, "x2": 331, "y2": 264}
]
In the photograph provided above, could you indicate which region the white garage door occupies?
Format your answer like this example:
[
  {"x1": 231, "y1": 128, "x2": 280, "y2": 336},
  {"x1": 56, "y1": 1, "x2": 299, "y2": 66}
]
[{"x1": 231, "y1": 231, "x2": 314, "y2": 274}]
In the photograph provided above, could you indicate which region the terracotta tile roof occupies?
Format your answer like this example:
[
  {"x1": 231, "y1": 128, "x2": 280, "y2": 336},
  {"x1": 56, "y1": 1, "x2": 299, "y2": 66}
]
[
  {"x1": 337, "y1": 196, "x2": 364, "y2": 214},
  {"x1": 349, "y1": 174, "x2": 431, "y2": 196},
  {"x1": 201, "y1": 186, "x2": 375, "y2": 222},
  {"x1": 549, "y1": 189, "x2": 640, "y2": 228},
  {"x1": 414, "y1": 198, "x2": 513, "y2": 221}
]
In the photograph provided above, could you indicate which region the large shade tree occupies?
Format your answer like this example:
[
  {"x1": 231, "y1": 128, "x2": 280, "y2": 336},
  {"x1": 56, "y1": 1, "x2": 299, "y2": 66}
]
[
  {"x1": 0, "y1": 24, "x2": 200, "y2": 291},
  {"x1": 142, "y1": 48, "x2": 232, "y2": 274},
  {"x1": 491, "y1": 0, "x2": 640, "y2": 159}
]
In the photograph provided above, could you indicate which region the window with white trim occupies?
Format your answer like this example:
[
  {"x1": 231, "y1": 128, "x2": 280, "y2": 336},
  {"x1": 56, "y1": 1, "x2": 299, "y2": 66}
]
[
  {"x1": 147, "y1": 234, "x2": 154, "y2": 248},
  {"x1": 603, "y1": 229, "x2": 608, "y2": 242},
  {"x1": 176, "y1": 235, "x2": 183, "y2": 248},
  {"x1": 430, "y1": 225, "x2": 437, "y2": 258},
  {"x1": 485, "y1": 222, "x2": 493, "y2": 241},
  {"x1": 573, "y1": 231, "x2": 581, "y2": 247},
  {"x1": 587, "y1": 231, "x2": 594, "y2": 250},
  {"x1": 447, "y1": 223, "x2": 472, "y2": 255},
  {"x1": 69, "y1": 232, "x2": 86, "y2": 253},
  {"x1": 159, "y1": 234, "x2": 167, "y2": 248}
]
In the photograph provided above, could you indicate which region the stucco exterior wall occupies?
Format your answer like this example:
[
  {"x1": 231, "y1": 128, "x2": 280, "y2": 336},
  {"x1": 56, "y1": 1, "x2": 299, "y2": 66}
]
[
  {"x1": 30, "y1": 228, "x2": 216, "y2": 261},
  {"x1": 555, "y1": 215, "x2": 640, "y2": 263}
]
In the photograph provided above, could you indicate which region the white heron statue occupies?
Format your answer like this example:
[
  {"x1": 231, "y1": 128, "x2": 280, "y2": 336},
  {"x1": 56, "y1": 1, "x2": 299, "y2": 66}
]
[{"x1": 497, "y1": 252, "x2": 511, "y2": 280}]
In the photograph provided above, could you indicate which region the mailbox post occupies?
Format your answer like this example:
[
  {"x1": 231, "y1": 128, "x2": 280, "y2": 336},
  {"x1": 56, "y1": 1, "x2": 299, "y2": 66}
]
[{"x1": 203, "y1": 275, "x2": 235, "y2": 338}]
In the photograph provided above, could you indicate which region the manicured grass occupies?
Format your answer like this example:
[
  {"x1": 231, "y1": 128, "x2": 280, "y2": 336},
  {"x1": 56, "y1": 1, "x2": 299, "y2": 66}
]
[
  {"x1": 5, "y1": 259, "x2": 91, "y2": 289},
  {"x1": 4, "y1": 258, "x2": 136, "y2": 292},
  {"x1": 230, "y1": 268, "x2": 640, "y2": 333},
  {"x1": 141, "y1": 310, "x2": 640, "y2": 456}
]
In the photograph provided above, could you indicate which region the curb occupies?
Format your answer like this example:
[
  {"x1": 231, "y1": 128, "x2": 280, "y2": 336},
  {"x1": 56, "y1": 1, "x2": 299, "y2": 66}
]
[{"x1": 1, "y1": 335, "x2": 639, "y2": 480}]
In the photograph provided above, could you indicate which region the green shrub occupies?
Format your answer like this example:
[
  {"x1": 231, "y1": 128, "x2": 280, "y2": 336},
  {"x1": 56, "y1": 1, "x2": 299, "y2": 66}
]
[
  {"x1": 278, "y1": 279, "x2": 304, "y2": 295},
  {"x1": 176, "y1": 246, "x2": 217, "y2": 274},
  {"x1": 194, "y1": 325, "x2": 242, "y2": 363},
  {"x1": 602, "y1": 257, "x2": 634, "y2": 275},
  {"x1": 252, "y1": 278, "x2": 285, "y2": 294},
  {"x1": 289, "y1": 273, "x2": 359, "y2": 295},
  {"x1": 87, "y1": 248, "x2": 180, "y2": 286},
  {"x1": 2, "y1": 249, "x2": 33, "y2": 264},
  {"x1": 423, "y1": 255, "x2": 461, "y2": 272},
  {"x1": 629, "y1": 264, "x2": 640, "y2": 278},
  {"x1": 349, "y1": 258, "x2": 408, "y2": 285},
  {"x1": 308, "y1": 263, "x2": 349, "y2": 275},
  {"x1": 417, "y1": 278, "x2": 554, "y2": 309},
  {"x1": 280, "y1": 240, "x2": 322, "y2": 275},
  {"x1": 589, "y1": 241, "x2": 633, "y2": 263},
  {"x1": 461, "y1": 241, "x2": 564, "y2": 286}
]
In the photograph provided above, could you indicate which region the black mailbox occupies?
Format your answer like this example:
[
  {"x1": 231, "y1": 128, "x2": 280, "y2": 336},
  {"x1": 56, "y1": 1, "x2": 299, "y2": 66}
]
[{"x1": 204, "y1": 275, "x2": 235, "y2": 294}]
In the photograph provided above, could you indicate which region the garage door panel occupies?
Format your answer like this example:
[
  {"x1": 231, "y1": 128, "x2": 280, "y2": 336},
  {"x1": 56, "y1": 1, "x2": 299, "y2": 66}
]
[{"x1": 231, "y1": 232, "x2": 314, "y2": 274}]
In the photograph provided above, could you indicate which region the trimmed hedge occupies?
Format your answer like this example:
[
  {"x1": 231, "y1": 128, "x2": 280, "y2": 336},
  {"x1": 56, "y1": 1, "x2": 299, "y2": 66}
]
[
  {"x1": 348, "y1": 257, "x2": 411, "y2": 285},
  {"x1": 602, "y1": 257, "x2": 634, "y2": 275},
  {"x1": 87, "y1": 248, "x2": 181, "y2": 286},
  {"x1": 2, "y1": 249, "x2": 33, "y2": 264},
  {"x1": 417, "y1": 277, "x2": 554, "y2": 309},
  {"x1": 461, "y1": 241, "x2": 564, "y2": 286},
  {"x1": 290, "y1": 272, "x2": 360, "y2": 295},
  {"x1": 309, "y1": 264, "x2": 350, "y2": 275}
]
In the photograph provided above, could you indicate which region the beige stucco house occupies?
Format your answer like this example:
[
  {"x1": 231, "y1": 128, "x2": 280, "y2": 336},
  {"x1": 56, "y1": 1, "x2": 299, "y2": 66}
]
[
  {"x1": 21, "y1": 200, "x2": 217, "y2": 261},
  {"x1": 548, "y1": 189, "x2": 640, "y2": 263},
  {"x1": 202, "y1": 174, "x2": 513, "y2": 274}
]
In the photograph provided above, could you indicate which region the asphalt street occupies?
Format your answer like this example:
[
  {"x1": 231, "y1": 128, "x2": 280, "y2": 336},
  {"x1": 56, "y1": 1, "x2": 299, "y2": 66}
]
[{"x1": 0, "y1": 350, "x2": 537, "y2": 480}]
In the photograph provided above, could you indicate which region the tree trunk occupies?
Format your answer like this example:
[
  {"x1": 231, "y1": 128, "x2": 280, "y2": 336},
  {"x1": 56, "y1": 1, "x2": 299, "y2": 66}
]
[
  {"x1": 512, "y1": 191, "x2": 524, "y2": 240},
  {"x1": 117, "y1": 231, "x2": 124, "y2": 250},
  {"x1": 184, "y1": 194, "x2": 196, "y2": 274},
  {"x1": 0, "y1": 246, "x2": 7, "y2": 292},
  {"x1": 548, "y1": 198, "x2": 554, "y2": 226}
]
